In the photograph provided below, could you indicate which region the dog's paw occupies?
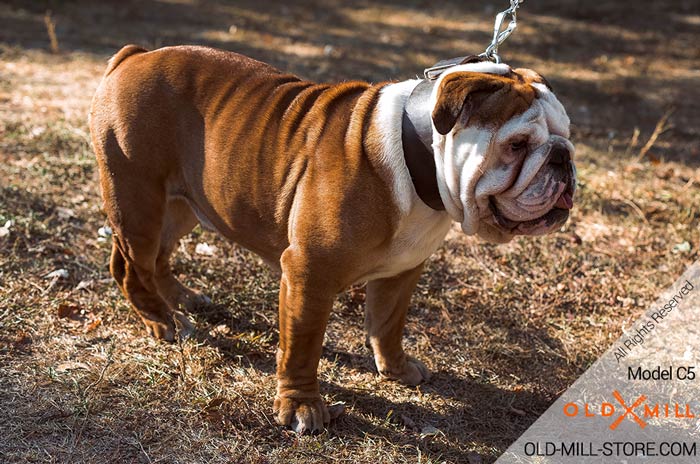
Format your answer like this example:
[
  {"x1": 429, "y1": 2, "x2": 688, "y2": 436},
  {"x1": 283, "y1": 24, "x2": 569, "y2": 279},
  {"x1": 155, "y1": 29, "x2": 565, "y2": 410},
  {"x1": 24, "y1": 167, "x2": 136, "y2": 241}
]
[
  {"x1": 143, "y1": 311, "x2": 194, "y2": 342},
  {"x1": 173, "y1": 310, "x2": 195, "y2": 339},
  {"x1": 273, "y1": 396, "x2": 344, "y2": 434},
  {"x1": 179, "y1": 289, "x2": 212, "y2": 312},
  {"x1": 399, "y1": 356, "x2": 431, "y2": 386},
  {"x1": 378, "y1": 355, "x2": 431, "y2": 386},
  {"x1": 144, "y1": 319, "x2": 174, "y2": 341}
]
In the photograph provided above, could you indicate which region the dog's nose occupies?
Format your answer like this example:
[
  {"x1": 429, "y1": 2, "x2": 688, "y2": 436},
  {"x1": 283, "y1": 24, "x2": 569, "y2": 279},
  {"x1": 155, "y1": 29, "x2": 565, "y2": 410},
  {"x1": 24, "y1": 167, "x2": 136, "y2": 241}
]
[{"x1": 548, "y1": 143, "x2": 571, "y2": 165}]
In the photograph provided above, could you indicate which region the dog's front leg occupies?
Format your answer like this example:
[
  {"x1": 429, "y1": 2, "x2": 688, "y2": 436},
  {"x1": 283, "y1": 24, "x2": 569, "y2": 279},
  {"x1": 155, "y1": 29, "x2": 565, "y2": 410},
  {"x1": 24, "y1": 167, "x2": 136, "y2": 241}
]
[
  {"x1": 273, "y1": 252, "x2": 335, "y2": 433},
  {"x1": 364, "y1": 263, "x2": 431, "y2": 386}
]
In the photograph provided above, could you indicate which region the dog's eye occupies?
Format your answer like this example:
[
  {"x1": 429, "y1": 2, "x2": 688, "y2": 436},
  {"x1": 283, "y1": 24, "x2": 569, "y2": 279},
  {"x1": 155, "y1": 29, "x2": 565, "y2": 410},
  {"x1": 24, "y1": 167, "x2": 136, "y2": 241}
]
[{"x1": 510, "y1": 140, "x2": 528, "y2": 152}]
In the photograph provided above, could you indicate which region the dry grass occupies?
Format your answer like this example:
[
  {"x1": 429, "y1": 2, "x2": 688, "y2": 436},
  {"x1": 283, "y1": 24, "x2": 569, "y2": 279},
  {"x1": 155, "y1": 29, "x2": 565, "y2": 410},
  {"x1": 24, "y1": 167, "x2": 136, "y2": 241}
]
[{"x1": 1, "y1": 1, "x2": 698, "y2": 463}]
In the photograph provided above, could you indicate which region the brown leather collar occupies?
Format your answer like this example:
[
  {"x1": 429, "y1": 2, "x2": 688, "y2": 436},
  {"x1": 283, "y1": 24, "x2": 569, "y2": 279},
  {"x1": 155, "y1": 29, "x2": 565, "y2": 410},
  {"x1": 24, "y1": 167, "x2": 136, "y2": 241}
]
[{"x1": 401, "y1": 79, "x2": 444, "y2": 211}]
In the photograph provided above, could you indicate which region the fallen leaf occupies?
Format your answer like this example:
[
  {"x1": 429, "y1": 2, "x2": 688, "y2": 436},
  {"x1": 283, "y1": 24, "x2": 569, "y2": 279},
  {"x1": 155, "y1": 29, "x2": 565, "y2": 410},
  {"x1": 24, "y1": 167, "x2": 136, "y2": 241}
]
[
  {"x1": 75, "y1": 280, "x2": 93, "y2": 291},
  {"x1": 56, "y1": 207, "x2": 76, "y2": 219},
  {"x1": 420, "y1": 425, "x2": 442, "y2": 438},
  {"x1": 195, "y1": 242, "x2": 217, "y2": 256},
  {"x1": 569, "y1": 232, "x2": 583, "y2": 245},
  {"x1": 45, "y1": 269, "x2": 69, "y2": 280},
  {"x1": 30, "y1": 125, "x2": 46, "y2": 137},
  {"x1": 400, "y1": 414, "x2": 416, "y2": 429},
  {"x1": 673, "y1": 241, "x2": 691, "y2": 254},
  {"x1": 12, "y1": 331, "x2": 32, "y2": 348},
  {"x1": 84, "y1": 318, "x2": 102, "y2": 333},
  {"x1": 328, "y1": 403, "x2": 345, "y2": 420},
  {"x1": 55, "y1": 361, "x2": 90, "y2": 372},
  {"x1": 209, "y1": 324, "x2": 231, "y2": 337},
  {"x1": 57, "y1": 303, "x2": 80, "y2": 319},
  {"x1": 0, "y1": 220, "x2": 12, "y2": 238},
  {"x1": 70, "y1": 194, "x2": 87, "y2": 205},
  {"x1": 205, "y1": 397, "x2": 227, "y2": 410}
]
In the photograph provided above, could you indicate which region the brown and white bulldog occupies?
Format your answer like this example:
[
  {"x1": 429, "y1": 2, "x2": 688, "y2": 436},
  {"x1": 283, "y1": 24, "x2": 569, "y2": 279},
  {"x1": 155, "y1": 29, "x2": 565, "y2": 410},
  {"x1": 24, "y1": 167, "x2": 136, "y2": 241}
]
[{"x1": 89, "y1": 45, "x2": 575, "y2": 433}]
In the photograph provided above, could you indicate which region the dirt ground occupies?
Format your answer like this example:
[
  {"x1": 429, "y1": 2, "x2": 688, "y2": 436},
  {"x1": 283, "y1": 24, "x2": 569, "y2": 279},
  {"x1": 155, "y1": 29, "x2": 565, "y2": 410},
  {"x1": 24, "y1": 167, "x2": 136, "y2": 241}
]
[{"x1": 0, "y1": 0, "x2": 698, "y2": 463}]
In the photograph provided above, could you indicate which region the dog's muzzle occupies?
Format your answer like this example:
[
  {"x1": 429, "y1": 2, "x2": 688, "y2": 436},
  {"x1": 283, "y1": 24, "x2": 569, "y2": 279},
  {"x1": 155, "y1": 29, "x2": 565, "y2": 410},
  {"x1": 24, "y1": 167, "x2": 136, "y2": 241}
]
[{"x1": 490, "y1": 137, "x2": 576, "y2": 235}]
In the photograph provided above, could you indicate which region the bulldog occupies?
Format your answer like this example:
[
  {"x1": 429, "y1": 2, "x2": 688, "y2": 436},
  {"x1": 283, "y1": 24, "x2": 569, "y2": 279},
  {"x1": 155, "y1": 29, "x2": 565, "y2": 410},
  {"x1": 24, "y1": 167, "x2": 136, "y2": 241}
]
[{"x1": 89, "y1": 45, "x2": 575, "y2": 433}]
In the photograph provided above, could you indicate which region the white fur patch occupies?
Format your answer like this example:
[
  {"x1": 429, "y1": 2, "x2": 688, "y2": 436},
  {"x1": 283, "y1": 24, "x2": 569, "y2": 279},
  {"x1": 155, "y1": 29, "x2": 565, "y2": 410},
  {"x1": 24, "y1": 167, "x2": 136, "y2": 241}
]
[
  {"x1": 531, "y1": 83, "x2": 570, "y2": 138},
  {"x1": 374, "y1": 79, "x2": 421, "y2": 214},
  {"x1": 366, "y1": 80, "x2": 452, "y2": 282},
  {"x1": 360, "y1": 202, "x2": 451, "y2": 283},
  {"x1": 494, "y1": 102, "x2": 545, "y2": 146},
  {"x1": 433, "y1": 126, "x2": 494, "y2": 234}
]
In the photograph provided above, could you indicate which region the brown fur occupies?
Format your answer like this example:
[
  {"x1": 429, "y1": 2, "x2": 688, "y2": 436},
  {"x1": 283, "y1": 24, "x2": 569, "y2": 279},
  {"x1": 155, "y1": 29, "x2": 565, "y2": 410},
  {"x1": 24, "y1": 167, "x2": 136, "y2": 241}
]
[
  {"x1": 432, "y1": 71, "x2": 536, "y2": 134},
  {"x1": 103, "y1": 44, "x2": 147, "y2": 76}
]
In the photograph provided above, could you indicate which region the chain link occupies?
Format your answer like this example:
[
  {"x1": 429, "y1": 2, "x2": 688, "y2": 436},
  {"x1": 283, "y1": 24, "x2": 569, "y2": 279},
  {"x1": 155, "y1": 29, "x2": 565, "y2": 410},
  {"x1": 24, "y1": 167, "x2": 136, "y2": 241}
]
[
  {"x1": 480, "y1": 0, "x2": 524, "y2": 63},
  {"x1": 422, "y1": 0, "x2": 524, "y2": 79}
]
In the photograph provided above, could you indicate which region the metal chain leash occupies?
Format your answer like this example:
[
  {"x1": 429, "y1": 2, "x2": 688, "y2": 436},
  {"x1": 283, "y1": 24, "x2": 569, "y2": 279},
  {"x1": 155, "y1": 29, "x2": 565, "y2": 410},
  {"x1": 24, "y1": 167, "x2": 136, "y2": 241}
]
[
  {"x1": 422, "y1": 0, "x2": 524, "y2": 79},
  {"x1": 480, "y1": 0, "x2": 524, "y2": 64}
]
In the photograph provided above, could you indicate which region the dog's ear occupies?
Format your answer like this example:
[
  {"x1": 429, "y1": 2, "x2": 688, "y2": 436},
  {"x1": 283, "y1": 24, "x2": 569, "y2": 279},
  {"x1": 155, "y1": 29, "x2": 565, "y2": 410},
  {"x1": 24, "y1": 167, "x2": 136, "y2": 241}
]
[
  {"x1": 514, "y1": 67, "x2": 554, "y2": 91},
  {"x1": 431, "y1": 73, "x2": 506, "y2": 135}
]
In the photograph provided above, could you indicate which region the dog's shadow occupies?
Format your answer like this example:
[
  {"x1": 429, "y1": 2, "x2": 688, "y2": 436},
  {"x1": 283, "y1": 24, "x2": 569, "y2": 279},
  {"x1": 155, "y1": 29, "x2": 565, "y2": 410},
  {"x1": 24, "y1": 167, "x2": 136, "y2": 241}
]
[
  {"x1": 313, "y1": 367, "x2": 549, "y2": 463},
  {"x1": 187, "y1": 300, "x2": 279, "y2": 375},
  {"x1": 186, "y1": 292, "x2": 554, "y2": 462}
]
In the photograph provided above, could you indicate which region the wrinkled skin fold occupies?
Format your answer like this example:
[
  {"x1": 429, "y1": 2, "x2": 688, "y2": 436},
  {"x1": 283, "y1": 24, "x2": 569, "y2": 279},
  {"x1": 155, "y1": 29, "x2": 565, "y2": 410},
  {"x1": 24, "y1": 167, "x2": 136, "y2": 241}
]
[{"x1": 430, "y1": 65, "x2": 576, "y2": 243}]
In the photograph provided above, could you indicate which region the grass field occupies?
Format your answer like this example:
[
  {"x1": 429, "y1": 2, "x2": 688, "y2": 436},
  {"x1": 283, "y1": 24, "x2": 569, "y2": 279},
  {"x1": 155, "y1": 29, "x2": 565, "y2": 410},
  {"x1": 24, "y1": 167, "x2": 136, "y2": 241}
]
[{"x1": 1, "y1": 1, "x2": 698, "y2": 462}]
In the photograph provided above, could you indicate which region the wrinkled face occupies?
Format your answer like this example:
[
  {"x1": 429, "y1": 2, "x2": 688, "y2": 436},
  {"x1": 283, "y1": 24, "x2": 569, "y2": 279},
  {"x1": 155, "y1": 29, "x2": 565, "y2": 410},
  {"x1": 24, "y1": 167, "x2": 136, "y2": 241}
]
[{"x1": 430, "y1": 63, "x2": 576, "y2": 243}]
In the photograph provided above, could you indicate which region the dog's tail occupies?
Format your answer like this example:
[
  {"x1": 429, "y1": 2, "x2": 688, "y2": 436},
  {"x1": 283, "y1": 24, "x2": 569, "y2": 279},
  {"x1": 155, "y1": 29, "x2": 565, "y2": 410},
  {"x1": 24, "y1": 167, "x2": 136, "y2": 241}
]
[{"x1": 104, "y1": 44, "x2": 148, "y2": 77}]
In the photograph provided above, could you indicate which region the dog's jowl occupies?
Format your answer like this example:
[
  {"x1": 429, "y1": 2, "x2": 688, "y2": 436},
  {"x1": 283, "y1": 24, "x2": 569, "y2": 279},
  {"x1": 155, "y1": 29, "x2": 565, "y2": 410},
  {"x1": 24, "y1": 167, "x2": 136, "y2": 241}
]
[{"x1": 89, "y1": 45, "x2": 575, "y2": 433}]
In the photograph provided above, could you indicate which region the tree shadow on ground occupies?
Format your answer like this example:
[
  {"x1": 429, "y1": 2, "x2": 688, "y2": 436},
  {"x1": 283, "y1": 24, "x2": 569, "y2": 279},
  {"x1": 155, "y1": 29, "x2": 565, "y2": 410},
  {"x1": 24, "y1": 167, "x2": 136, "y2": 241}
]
[{"x1": 1, "y1": 0, "x2": 696, "y2": 165}]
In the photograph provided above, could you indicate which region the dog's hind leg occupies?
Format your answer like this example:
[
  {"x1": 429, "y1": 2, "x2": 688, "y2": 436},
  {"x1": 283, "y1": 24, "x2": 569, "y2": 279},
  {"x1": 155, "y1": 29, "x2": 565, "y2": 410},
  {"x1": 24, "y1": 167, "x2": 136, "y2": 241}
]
[
  {"x1": 364, "y1": 262, "x2": 431, "y2": 386},
  {"x1": 154, "y1": 196, "x2": 212, "y2": 313},
  {"x1": 103, "y1": 176, "x2": 194, "y2": 341}
]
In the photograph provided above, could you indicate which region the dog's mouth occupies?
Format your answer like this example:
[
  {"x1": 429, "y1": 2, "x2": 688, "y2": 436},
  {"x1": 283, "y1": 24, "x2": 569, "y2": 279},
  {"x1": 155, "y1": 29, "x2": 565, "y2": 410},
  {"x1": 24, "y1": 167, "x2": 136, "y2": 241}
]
[{"x1": 489, "y1": 180, "x2": 575, "y2": 235}]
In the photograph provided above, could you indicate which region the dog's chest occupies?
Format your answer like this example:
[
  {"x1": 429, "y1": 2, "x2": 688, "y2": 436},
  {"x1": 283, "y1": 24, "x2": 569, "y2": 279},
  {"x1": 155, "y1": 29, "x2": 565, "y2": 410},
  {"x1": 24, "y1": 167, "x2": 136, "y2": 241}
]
[{"x1": 361, "y1": 204, "x2": 451, "y2": 282}]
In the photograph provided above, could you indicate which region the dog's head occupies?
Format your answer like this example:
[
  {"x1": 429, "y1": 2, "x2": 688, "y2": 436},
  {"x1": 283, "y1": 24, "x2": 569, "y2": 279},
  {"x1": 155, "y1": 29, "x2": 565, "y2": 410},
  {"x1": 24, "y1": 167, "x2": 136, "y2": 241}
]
[{"x1": 429, "y1": 63, "x2": 575, "y2": 243}]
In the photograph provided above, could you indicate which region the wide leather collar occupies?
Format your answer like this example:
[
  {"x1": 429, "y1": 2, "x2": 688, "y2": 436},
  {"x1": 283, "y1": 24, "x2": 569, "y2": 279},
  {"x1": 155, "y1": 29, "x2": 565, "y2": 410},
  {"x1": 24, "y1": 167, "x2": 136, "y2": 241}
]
[
  {"x1": 401, "y1": 79, "x2": 444, "y2": 211},
  {"x1": 401, "y1": 54, "x2": 490, "y2": 211}
]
